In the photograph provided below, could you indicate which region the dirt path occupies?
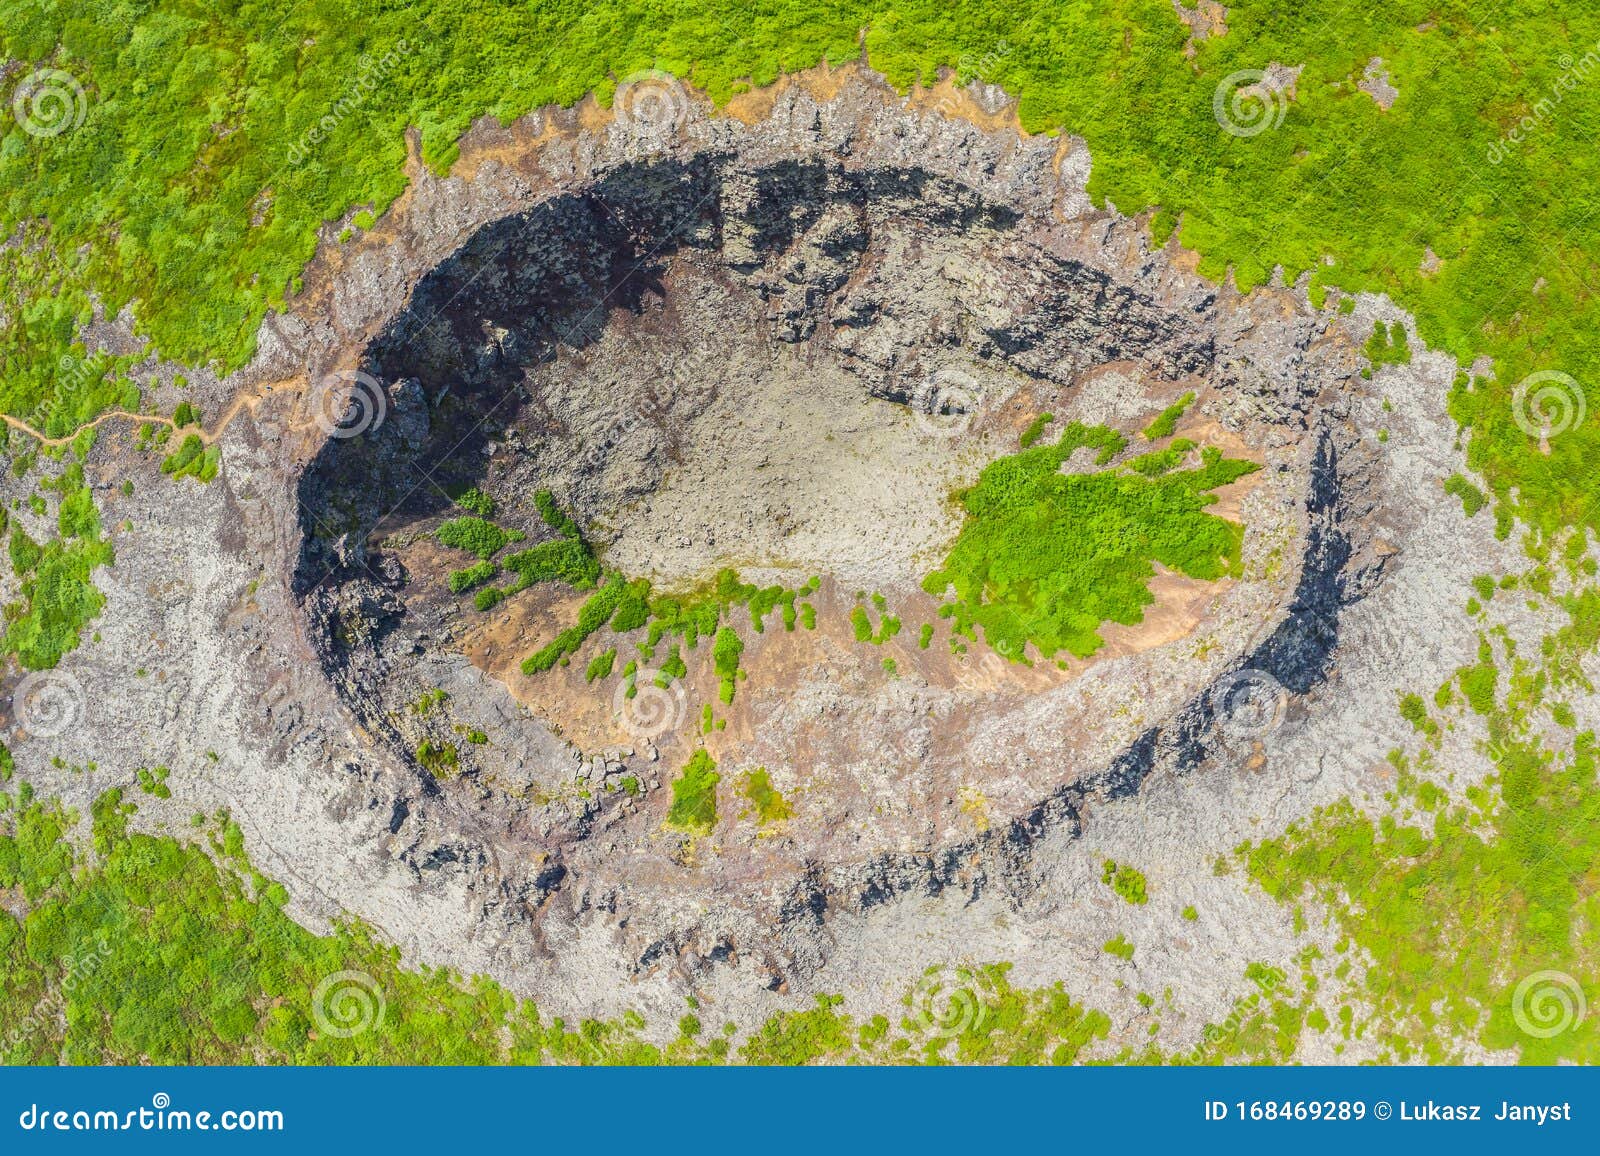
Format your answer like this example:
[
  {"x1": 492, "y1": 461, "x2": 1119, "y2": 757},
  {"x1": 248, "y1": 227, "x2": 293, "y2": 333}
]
[{"x1": 1, "y1": 374, "x2": 309, "y2": 449}]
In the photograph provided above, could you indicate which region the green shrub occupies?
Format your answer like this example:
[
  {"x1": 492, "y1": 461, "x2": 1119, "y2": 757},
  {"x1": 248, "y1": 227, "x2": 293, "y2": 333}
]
[
  {"x1": 1444, "y1": 473, "x2": 1487, "y2": 517},
  {"x1": 415, "y1": 740, "x2": 459, "y2": 778},
  {"x1": 1020, "y1": 412, "x2": 1055, "y2": 448},
  {"x1": 436, "y1": 517, "x2": 516, "y2": 560},
  {"x1": 924, "y1": 425, "x2": 1257, "y2": 661},
  {"x1": 586, "y1": 648, "x2": 616, "y2": 683},
  {"x1": 666, "y1": 749, "x2": 720, "y2": 835},
  {"x1": 448, "y1": 560, "x2": 498, "y2": 593},
  {"x1": 160, "y1": 435, "x2": 220, "y2": 483},
  {"x1": 1101, "y1": 860, "x2": 1149, "y2": 905},
  {"x1": 1142, "y1": 392, "x2": 1195, "y2": 440},
  {"x1": 454, "y1": 487, "x2": 495, "y2": 517}
]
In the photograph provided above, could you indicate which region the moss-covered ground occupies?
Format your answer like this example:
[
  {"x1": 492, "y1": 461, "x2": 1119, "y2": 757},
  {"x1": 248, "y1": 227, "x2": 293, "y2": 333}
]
[{"x1": 924, "y1": 422, "x2": 1257, "y2": 660}]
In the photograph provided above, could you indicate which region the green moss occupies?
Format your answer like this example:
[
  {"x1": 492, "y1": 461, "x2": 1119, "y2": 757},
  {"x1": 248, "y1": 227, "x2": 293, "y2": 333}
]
[
  {"x1": 924, "y1": 425, "x2": 1257, "y2": 661},
  {"x1": 436, "y1": 516, "x2": 517, "y2": 561},
  {"x1": 666, "y1": 749, "x2": 719, "y2": 836},
  {"x1": 1142, "y1": 392, "x2": 1195, "y2": 440},
  {"x1": 738, "y1": 768, "x2": 792, "y2": 826},
  {"x1": 1103, "y1": 935, "x2": 1135, "y2": 961},
  {"x1": 1444, "y1": 473, "x2": 1488, "y2": 518},
  {"x1": 415, "y1": 740, "x2": 459, "y2": 779},
  {"x1": 585, "y1": 648, "x2": 616, "y2": 683},
  {"x1": 1019, "y1": 412, "x2": 1055, "y2": 448},
  {"x1": 160, "y1": 435, "x2": 220, "y2": 483},
  {"x1": 1100, "y1": 860, "x2": 1149, "y2": 905}
]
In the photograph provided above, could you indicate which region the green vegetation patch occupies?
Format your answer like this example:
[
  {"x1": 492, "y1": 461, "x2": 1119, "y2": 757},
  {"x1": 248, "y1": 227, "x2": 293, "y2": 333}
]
[
  {"x1": 436, "y1": 516, "x2": 519, "y2": 560},
  {"x1": 666, "y1": 749, "x2": 720, "y2": 836},
  {"x1": 160, "y1": 435, "x2": 220, "y2": 483},
  {"x1": 415, "y1": 740, "x2": 459, "y2": 779},
  {"x1": 924, "y1": 423, "x2": 1258, "y2": 660},
  {"x1": 1103, "y1": 935, "x2": 1135, "y2": 961},
  {"x1": 453, "y1": 487, "x2": 495, "y2": 517},
  {"x1": 448, "y1": 559, "x2": 498, "y2": 594},
  {"x1": 1445, "y1": 473, "x2": 1488, "y2": 518},
  {"x1": 737, "y1": 768, "x2": 792, "y2": 827},
  {"x1": 1362, "y1": 322, "x2": 1412, "y2": 375},
  {"x1": 1101, "y1": 859, "x2": 1149, "y2": 905},
  {"x1": 1019, "y1": 412, "x2": 1055, "y2": 448},
  {"x1": 3, "y1": 465, "x2": 114, "y2": 670},
  {"x1": 1142, "y1": 392, "x2": 1195, "y2": 441}
]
